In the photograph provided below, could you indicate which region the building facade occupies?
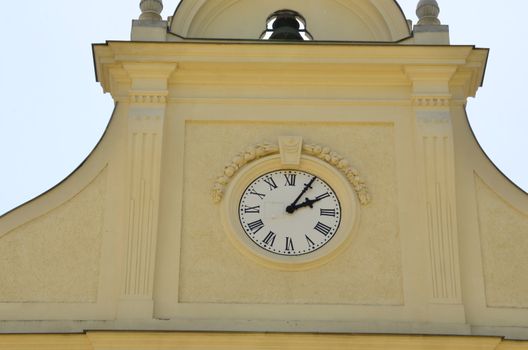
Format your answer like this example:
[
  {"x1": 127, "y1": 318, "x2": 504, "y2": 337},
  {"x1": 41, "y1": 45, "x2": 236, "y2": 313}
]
[{"x1": 1, "y1": 1, "x2": 528, "y2": 349}]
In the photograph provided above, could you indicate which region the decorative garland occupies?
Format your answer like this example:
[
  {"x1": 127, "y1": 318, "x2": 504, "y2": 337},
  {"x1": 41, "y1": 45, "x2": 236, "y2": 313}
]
[
  {"x1": 212, "y1": 142, "x2": 370, "y2": 206},
  {"x1": 302, "y1": 143, "x2": 370, "y2": 206},
  {"x1": 212, "y1": 143, "x2": 279, "y2": 204}
]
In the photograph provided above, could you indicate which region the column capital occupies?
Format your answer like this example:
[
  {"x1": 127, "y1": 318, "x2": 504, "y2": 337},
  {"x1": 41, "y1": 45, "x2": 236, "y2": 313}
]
[
  {"x1": 122, "y1": 63, "x2": 177, "y2": 101},
  {"x1": 404, "y1": 65, "x2": 457, "y2": 82},
  {"x1": 405, "y1": 65, "x2": 457, "y2": 97}
]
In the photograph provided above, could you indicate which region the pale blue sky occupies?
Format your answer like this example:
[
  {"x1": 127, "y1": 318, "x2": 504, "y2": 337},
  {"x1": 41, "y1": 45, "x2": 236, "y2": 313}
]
[{"x1": 0, "y1": 0, "x2": 526, "y2": 215}]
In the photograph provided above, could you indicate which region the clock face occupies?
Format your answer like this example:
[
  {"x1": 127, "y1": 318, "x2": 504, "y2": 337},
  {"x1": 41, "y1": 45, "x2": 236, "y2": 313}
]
[{"x1": 239, "y1": 170, "x2": 341, "y2": 256}]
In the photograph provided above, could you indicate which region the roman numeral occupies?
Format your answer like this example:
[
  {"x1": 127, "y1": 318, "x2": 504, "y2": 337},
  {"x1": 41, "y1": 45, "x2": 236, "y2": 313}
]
[
  {"x1": 315, "y1": 192, "x2": 330, "y2": 201},
  {"x1": 320, "y1": 208, "x2": 336, "y2": 217},
  {"x1": 247, "y1": 219, "x2": 265, "y2": 233},
  {"x1": 314, "y1": 222, "x2": 332, "y2": 236},
  {"x1": 262, "y1": 231, "x2": 276, "y2": 246},
  {"x1": 244, "y1": 205, "x2": 260, "y2": 214},
  {"x1": 263, "y1": 176, "x2": 278, "y2": 191},
  {"x1": 305, "y1": 235, "x2": 316, "y2": 247},
  {"x1": 285, "y1": 237, "x2": 294, "y2": 251},
  {"x1": 284, "y1": 173, "x2": 296, "y2": 186},
  {"x1": 249, "y1": 189, "x2": 266, "y2": 199}
]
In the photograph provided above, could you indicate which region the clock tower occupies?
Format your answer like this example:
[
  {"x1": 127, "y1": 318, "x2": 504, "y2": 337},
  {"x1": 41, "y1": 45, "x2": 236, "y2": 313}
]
[{"x1": 1, "y1": 1, "x2": 528, "y2": 349}]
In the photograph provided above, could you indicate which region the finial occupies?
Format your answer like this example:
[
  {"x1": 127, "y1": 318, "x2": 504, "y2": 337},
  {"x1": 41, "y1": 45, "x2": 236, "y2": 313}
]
[
  {"x1": 139, "y1": 0, "x2": 163, "y2": 21},
  {"x1": 416, "y1": 0, "x2": 441, "y2": 25}
]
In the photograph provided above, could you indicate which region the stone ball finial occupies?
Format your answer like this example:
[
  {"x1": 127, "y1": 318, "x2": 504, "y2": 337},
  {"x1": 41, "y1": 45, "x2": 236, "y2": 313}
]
[
  {"x1": 139, "y1": 0, "x2": 163, "y2": 21},
  {"x1": 416, "y1": 0, "x2": 441, "y2": 25}
]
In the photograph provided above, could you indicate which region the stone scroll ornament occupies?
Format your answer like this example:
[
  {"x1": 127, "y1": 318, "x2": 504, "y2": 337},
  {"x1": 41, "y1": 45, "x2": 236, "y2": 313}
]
[{"x1": 212, "y1": 142, "x2": 371, "y2": 206}]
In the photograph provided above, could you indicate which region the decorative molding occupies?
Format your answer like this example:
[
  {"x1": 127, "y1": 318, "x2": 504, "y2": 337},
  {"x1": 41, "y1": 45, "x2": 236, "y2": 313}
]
[
  {"x1": 412, "y1": 96, "x2": 451, "y2": 107},
  {"x1": 129, "y1": 92, "x2": 168, "y2": 105},
  {"x1": 212, "y1": 143, "x2": 279, "y2": 204},
  {"x1": 212, "y1": 141, "x2": 371, "y2": 206},
  {"x1": 302, "y1": 143, "x2": 370, "y2": 205}
]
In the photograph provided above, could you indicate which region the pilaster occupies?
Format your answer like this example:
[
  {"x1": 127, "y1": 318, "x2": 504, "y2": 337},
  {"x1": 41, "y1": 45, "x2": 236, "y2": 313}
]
[
  {"x1": 406, "y1": 66, "x2": 465, "y2": 323},
  {"x1": 117, "y1": 63, "x2": 177, "y2": 319}
]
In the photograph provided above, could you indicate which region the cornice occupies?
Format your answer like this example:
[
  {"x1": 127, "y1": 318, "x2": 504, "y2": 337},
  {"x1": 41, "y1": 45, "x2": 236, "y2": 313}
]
[
  {"x1": 92, "y1": 42, "x2": 488, "y2": 101},
  {"x1": 95, "y1": 41, "x2": 480, "y2": 64}
]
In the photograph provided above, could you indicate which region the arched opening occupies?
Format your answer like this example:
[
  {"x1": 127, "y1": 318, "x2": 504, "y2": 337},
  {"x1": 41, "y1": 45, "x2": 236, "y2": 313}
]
[{"x1": 260, "y1": 9, "x2": 312, "y2": 41}]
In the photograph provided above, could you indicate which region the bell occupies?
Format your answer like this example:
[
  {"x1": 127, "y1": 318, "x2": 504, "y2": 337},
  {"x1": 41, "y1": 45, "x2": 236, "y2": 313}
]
[
  {"x1": 268, "y1": 10, "x2": 304, "y2": 41},
  {"x1": 269, "y1": 27, "x2": 303, "y2": 41}
]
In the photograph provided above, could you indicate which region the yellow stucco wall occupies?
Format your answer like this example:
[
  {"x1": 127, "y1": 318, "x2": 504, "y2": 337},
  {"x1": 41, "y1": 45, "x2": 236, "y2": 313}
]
[
  {"x1": 476, "y1": 175, "x2": 528, "y2": 308},
  {"x1": 179, "y1": 121, "x2": 402, "y2": 305},
  {"x1": 0, "y1": 169, "x2": 107, "y2": 303}
]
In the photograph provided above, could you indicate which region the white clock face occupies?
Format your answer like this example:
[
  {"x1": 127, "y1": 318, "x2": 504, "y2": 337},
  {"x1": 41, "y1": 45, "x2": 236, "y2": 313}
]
[{"x1": 239, "y1": 170, "x2": 341, "y2": 256}]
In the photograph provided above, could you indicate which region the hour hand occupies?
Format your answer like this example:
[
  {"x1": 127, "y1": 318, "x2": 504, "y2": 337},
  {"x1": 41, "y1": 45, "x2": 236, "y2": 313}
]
[
  {"x1": 286, "y1": 176, "x2": 316, "y2": 214},
  {"x1": 288, "y1": 195, "x2": 325, "y2": 212}
]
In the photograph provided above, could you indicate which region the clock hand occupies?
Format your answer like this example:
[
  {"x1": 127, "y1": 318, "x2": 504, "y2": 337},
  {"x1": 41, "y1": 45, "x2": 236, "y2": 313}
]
[
  {"x1": 286, "y1": 176, "x2": 317, "y2": 214},
  {"x1": 289, "y1": 195, "x2": 326, "y2": 211}
]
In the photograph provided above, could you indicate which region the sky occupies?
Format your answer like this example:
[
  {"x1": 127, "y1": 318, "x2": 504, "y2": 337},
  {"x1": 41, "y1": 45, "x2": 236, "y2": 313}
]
[{"x1": 0, "y1": 0, "x2": 527, "y2": 215}]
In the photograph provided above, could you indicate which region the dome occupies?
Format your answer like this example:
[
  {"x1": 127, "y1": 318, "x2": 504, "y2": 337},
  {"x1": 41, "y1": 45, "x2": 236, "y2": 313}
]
[{"x1": 169, "y1": 0, "x2": 411, "y2": 42}]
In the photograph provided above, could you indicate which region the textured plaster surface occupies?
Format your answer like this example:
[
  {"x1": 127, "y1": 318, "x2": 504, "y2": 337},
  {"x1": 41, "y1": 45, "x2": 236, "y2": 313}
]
[
  {"x1": 179, "y1": 121, "x2": 402, "y2": 305},
  {"x1": 0, "y1": 169, "x2": 107, "y2": 303},
  {"x1": 476, "y1": 175, "x2": 528, "y2": 308}
]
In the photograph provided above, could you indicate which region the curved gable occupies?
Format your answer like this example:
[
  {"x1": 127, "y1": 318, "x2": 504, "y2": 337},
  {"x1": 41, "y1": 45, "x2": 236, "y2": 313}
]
[{"x1": 169, "y1": 0, "x2": 411, "y2": 42}]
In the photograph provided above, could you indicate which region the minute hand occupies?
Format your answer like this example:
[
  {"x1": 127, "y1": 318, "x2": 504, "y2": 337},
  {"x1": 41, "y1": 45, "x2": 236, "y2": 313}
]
[{"x1": 286, "y1": 176, "x2": 316, "y2": 214}]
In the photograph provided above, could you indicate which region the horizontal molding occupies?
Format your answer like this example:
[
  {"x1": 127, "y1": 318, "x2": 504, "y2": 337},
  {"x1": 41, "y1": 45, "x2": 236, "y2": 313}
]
[
  {"x1": 412, "y1": 95, "x2": 452, "y2": 107},
  {"x1": 95, "y1": 42, "x2": 483, "y2": 65},
  {"x1": 165, "y1": 97, "x2": 467, "y2": 106},
  {"x1": 0, "y1": 331, "x2": 512, "y2": 350},
  {"x1": 93, "y1": 42, "x2": 487, "y2": 98},
  {"x1": 129, "y1": 92, "x2": 168, "y2": 105},
  {"x1": 169, "y1": 97, "x2": 415, "y2": 106}
]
